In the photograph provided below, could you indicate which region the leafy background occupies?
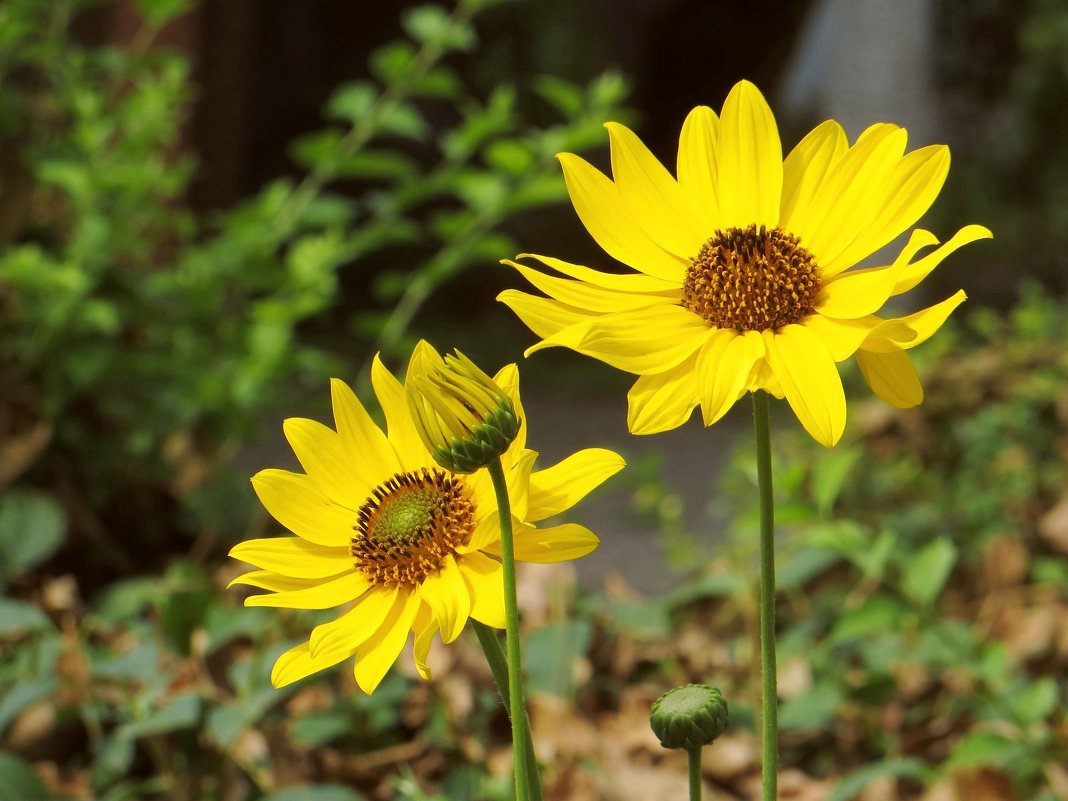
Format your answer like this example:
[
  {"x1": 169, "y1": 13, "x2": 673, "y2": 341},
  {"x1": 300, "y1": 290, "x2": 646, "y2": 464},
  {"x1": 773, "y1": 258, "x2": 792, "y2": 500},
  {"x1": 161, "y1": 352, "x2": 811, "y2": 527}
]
[{"x1": 1, "y1": 0, "x2": 1066, "y2": 799}]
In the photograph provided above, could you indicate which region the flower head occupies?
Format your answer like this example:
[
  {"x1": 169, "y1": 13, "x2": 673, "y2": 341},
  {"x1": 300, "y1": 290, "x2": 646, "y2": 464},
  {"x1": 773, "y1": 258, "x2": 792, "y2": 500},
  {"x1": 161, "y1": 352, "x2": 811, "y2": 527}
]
[
  {"x1": 228, "y1": 349, "x2": 624, "y2": 693},
  {"x1": 406, "y1": 343, "x2": 521, "y2": 474},
  {"x1": 499, "y1": 80, "x2": 991, "y2": 447}
]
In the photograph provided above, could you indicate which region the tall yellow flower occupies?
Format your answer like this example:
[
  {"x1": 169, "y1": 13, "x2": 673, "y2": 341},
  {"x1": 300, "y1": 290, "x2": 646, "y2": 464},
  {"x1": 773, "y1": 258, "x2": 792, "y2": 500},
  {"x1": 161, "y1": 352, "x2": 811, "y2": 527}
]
[
  {"x1": 229, "y1": 352, "x2": 624, "y2": 693},
  {"x1": 499, "y1": 80, "x2": 991, "y2": 447}
]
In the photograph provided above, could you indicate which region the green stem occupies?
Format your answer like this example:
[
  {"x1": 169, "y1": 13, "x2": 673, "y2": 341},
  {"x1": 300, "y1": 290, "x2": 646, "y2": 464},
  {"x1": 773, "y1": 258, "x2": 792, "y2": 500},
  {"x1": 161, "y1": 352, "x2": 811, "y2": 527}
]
[
  {"x1": 687, "y1": 746, "x2": 702, "y2": 801},
  {"x1": 752, "y1": 390, "x2": 778, "y2": 801},
  {"x1": 472, "y1": 621, "x2": 543, "y2": 801},
  {"x1": 486, "y1": 457, "x2": 536, "y2": 801}
]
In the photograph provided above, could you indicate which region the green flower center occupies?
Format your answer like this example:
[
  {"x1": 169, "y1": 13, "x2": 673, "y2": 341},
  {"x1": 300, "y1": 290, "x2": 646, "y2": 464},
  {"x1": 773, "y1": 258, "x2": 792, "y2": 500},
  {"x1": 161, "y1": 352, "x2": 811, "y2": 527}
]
[
  {"x1": 352, "y1": 468, "x2": 475, "y2": 586},
  {"x1": 681, "y1": 224, "x2": 822, "y2": 332}
]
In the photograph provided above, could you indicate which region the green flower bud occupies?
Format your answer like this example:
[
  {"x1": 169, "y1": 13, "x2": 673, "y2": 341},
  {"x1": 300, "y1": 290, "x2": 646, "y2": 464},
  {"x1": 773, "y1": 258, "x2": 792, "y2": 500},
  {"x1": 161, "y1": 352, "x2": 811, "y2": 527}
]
[
  {"x1": 649, "y1": 684, "x2": 729, "y2": 751},
  {"x1": 405, "y1": 341, "x2": 520, "y2": 474}
]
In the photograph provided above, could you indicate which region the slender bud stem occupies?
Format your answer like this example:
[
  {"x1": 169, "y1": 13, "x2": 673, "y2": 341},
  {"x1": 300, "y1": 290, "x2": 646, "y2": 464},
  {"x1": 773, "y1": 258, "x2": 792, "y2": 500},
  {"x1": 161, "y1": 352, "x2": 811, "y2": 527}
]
[{"x1": 687, "y1": 746, "x2": 702, "y2": 801}]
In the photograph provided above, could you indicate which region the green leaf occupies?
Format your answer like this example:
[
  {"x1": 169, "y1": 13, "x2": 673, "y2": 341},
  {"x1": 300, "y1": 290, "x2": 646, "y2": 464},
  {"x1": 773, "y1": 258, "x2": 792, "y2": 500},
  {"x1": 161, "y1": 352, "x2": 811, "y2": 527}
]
[
  {"x1": 523, "y1": 621, "x2": 590, "y2": 697},
  {"x1": 335, "y1": 150, "x2": 419, "y2": 182},
  {"x1": 0, "y1": 599, "x2": 52, "y2": 636},
  {"x1": 811, "y1": 445, "x2": 863, "y2": 515},
  {"x1": 948, "y1": 730, "x2": 1027, "y2": 767},
  {"x1": 0, "y1": 489, "x2": 67, "y2": 585},
  {"x1": 376, "y1": 103, "x2": 429, "y2": 141},
  {"x1": 0, "y1": 751, "x2": 55, "y2": 801},
  {"x1": 119, "y1": 692, "x2": 201, "y2": 739},
  {"x1": 135, "y1": 0, "x2": 191, "y2": 26},
  {"x1": 370, "y1": 42, "x2": 416, "y2": 83},
  {"x1": 1009, "y1": 677, "x2": 1059, "y2": 725},
  {"x1": 326, "y1": 81, "x2": 378, "y2": 124},
  {"x1": 778, "y1": 682, "x2": 843, "y2": 731},
  {"x1": 827, "y1": 758, "x2": 931, "y2": 801},
  {"x1": 901, "y1": 538, "x2": 958, "y2": 607},
  {"x1": 0, "y1": 677, "x2": 59, "y2": 735},
  {"x1": 830, "y1": 594, "x2": 904, "y2": 642},
  {"x1": 534, "y1": 75, "x2": 584, "y2": 117},
  {"x1": 262, "y1": 785, "x2": 366, "y2": 801},
  {"x1": 483, "y1": 139, "x2": 534, "y2": 175},
  {"x1": 402, "y1": 5, "x2": 475, "y2": 51},
  {"x1": 290, "y1": 709, "x2": 352, "y2": 748}
]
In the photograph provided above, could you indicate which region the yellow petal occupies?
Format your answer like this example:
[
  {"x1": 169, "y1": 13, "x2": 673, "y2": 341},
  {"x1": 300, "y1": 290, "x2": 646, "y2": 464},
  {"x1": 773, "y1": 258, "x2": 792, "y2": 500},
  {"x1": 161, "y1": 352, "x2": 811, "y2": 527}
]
[
  {"x1": 497, "y1": 290, "x2": 596, "y2": 343},
  {"x1": 816, "y1": 266, "x2": 898, "y2": 319},
  {"x1": 780, "y1": 120, "x2": 848, "y2": 236},
  {"x1": 353, "y1": 589, "x2": 420, "y2": 694},
  {"x1": 412, "y1": 604, "x2": 438, "y2": 680},
  {"x1": 505, "y1": 448, "x2": 537, "y2": 521},
  {"x1": 514, "y1": 253, "x2": 679, "y2": 294},
  {"x1": 503, "y1": 260, "x2": 675, "y2": 314},
  {"x1": 763, "y1": 325, "x2": 846, "y2": 447},
  {"x1": 509, "y1": 522, "x2": 600, "y2": 563},
  {"x1": 229, "y1": 536, "x2": 353, "y2": 579},
  {"x1": 527, "y1": 448, "x2": 626, "y2": 522},
  {"x1": 801, "y1": 314, "x2": 880, "y2": 361},
  {"x1": 716, "y1": 80, "x2": 782, "y2": 228},
  {"x1": 309, "y1": 585, "x2": 399, "y2": 661},
  {"x1": 626, "y1": 352, "x2": 701, "y2": 435},
  {"x1": 281, "y1": 419, "x2": 366, "y2": 509},
  {"x1": 371, "y1": 354, "x2": 428, "y2": 471},
  {"x1": 571, "y1": 305, "x2": 714, "y2": 375},
  {"x1": 605, "y1": 121, "x2": 706, "y2": 257},
  {"x1": 891, "y1": 225, "x2": 992, "y2": 295},
  {"x1": 330, "y1": 378, "x2": 400, "y2": 485},
  {"x1": 864, "y1": 290, "x2": 967, "y2": 352},
  {"x1": 228, "y1": 570, "x2": 324, "y2": 592},
  {"x1": 271, "y1": 640, "x2": 352, "y2": 689},
  {"x1": 245, "y1": 571, "x2": 371, "y2": 610},
  {"x1": 696, "y1": 329, "x2": 764, "y2": 426},
  {"x1": 417, "y1": 555, "x2": 471, "y2": 644},
  {"x1": 830, "y1": 144, "x2": 951, "y2": 271},
  {"x1": 250, "y1": 469, "x2": 355, "y2": 547},
  {"x1": 460, "y1": 551, "x2": 505, "y2": 629},
  {"x1": 677, "y1": 105, "x2": 720, "y2": 229},
  {"x1": 557, "y1": 152, "x2": 689, "y2": 281},
  {"x1": 459, "y1": 510, "x2": 501, "y2": 554},
  {"x1": 800, "y1": 124, "x2": 907, "y2": 274},
  {"x1": 856, "y1": 348, "x2": 923, "y2": 408}
]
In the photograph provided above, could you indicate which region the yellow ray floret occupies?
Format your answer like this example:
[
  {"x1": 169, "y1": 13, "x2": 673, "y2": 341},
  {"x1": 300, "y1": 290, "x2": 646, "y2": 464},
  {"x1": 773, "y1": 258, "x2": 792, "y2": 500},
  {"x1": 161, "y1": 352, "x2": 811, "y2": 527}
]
[{"x1": 500, "y1": 79, "x2": 991, "y2": 447}]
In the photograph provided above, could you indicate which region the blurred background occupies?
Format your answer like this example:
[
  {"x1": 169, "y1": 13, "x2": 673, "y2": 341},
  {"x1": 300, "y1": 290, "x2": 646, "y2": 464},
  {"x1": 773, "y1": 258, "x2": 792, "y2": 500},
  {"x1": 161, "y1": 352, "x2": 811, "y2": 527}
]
[{"x1": 1, "y1": 1, "x2": 1066, "y2": 799}]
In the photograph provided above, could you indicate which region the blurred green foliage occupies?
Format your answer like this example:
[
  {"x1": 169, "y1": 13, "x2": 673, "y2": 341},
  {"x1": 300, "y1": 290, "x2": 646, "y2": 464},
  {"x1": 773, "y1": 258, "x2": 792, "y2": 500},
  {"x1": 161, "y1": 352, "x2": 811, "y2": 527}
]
[{"x1": 0, "y1": 0, "x2": 630, "y2": 576}]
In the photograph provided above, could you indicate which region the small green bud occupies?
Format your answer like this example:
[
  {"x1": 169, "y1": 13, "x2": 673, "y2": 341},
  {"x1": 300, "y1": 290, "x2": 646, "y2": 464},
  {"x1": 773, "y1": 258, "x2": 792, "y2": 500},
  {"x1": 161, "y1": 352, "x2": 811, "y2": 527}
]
[
  {"x1": 405, "y1": 341, "x2": 520, "y2": 474},
  {"x1": 649, "y1": 684, "x2": 729, "y2": 751}
]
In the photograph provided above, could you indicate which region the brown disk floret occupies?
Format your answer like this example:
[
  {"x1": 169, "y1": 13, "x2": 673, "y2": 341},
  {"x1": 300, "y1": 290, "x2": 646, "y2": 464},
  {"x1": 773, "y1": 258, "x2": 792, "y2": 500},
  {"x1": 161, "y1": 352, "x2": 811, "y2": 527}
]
[
  {"x1": 352, "y1": 468, "x2": 475, "y2": 587},
  {"x1": 681, "y1": 224, "x2": 822, "y2": 332}
]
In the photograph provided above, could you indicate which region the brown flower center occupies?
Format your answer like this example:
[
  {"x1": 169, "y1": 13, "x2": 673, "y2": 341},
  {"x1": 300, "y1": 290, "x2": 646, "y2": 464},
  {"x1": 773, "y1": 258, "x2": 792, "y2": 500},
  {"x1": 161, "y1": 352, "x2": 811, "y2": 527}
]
[
  {"x1": 352, "y1": 468, "x2": 475, "y2": 587},
  {"x1": 681, "y1": 224, "x2": 821, "y2": 332}
]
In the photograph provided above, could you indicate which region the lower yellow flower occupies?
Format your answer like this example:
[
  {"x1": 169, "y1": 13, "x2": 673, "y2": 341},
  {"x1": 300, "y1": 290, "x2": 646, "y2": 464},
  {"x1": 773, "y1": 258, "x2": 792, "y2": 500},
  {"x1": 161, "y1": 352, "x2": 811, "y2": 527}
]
[
  {"x1": 228, "y1": 352, "x2": 624, "y2": 694},
  {"x1": 499, "y1": 80, "x2": 992, "y2": 447}
]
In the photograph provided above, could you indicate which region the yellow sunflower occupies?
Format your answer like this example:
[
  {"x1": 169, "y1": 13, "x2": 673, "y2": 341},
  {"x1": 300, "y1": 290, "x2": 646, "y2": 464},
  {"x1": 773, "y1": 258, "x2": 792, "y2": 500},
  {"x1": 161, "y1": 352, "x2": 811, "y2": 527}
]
[
  {"x1": 499, "y1": 80, "x2": 991, "y2": 447},
  {"x1": 228, "y1": 351, "x2": 624, "y2": 693}
]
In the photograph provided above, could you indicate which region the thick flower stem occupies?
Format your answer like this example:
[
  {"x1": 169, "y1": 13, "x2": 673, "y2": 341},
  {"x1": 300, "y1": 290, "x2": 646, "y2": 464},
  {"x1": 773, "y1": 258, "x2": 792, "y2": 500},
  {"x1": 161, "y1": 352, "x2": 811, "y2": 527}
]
[
  {"x1": 752, "y1": 390, "x2": 778, "y2": 801},
  {"x1": 687, "y1": 746, "x2": 702, "y2": 801},
  {"x1": 486, "y1": 457, "x2": 537, "y2": 801},
  {"x1": 472, "y1": 621, "x2": 543, "y2": 801}
]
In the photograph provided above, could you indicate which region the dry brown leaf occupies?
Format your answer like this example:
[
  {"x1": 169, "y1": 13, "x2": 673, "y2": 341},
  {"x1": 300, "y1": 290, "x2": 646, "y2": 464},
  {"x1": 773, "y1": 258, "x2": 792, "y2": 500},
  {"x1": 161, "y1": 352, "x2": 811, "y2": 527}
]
[
  {"x1": 704, "y1": 729, "x2": 758, "y2": 782},
  {"x1": 951, "y1": 768, "x2": 1018, "y2": 801},
  {"x1": 1039, "y1": 496, "x2": 1068, "y2": 555}
]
